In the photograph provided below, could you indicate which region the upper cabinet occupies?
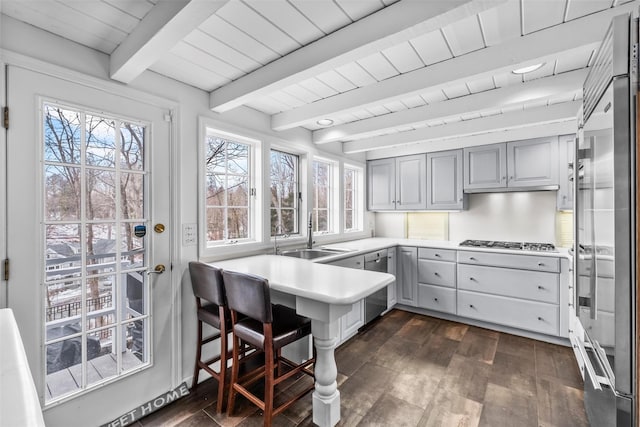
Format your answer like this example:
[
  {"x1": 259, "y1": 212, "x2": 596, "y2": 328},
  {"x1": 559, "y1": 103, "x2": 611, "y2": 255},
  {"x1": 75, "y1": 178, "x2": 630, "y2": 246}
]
[
  {"x1": 463, "y1": 143, "x2": 507, "y2": 190},
  {"x1": 557, "y1": 134, "x2": 576, "y2": 210},
  {"x1": 426, "y1": 149, "x2": 466, "y2": 210},
  {"x1": 367, "y1": 158, "x2": 396, "y2": 210},
  {"x1": 506, "y1": 137, "x2": 559, "y2": 188},
  {"x1": 463, "y1": 137, "x2": 559, "y2": 192},
  {"x1": 368, "y1": 154, "x2": 426, "y2": 210}
]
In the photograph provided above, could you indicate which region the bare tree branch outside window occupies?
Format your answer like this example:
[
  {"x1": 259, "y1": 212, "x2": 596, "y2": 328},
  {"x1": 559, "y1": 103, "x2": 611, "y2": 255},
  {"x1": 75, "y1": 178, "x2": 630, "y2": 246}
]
[
  {"x1": 312, "y1": 160, "x2": 332, "y2": 233},
  {"x1": 270, "y1": 150, "x2": 298, "y2": 235},
  {"x1": 205, "y1": 134, "x2": 250, "y2": 243}
]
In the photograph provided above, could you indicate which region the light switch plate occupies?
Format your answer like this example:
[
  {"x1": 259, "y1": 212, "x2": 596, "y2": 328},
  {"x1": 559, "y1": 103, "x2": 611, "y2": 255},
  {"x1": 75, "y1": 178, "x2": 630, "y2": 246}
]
[{"x1": 182, "y1": 223, "x2": 197, "y2": 246}]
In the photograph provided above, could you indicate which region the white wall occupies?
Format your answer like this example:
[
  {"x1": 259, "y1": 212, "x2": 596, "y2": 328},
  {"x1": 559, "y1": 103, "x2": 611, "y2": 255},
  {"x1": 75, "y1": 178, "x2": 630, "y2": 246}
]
[{"x1": 449, "y1": 191, "x2": 557, "y2": 243}]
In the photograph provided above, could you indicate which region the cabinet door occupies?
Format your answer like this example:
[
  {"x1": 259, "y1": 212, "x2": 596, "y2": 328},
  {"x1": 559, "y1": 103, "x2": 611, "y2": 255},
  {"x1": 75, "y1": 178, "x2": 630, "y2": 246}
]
[
  {"x1": 557, "y1": 134, "x2": 576, "y2": 210},
  {"x1": 427, "y1": 149, "x2": 466, "y2": 210},
  {"x1": 463, "y1": 143, "x2": 507, "y2": 190},
  {"x1": 395, "y1": 154, "x2": 427, "y2": 210},
  {"x1": 507, "y1": 137, "x2": 559, "y2": 187},
  {"x1": 387, "y1": 248, "x2": 397, "y2": 308},
  {"x1": 367, "y1": 158, "x2": 396, "y2": 210},
  {"x1": 341, "y1": 300, "x2": 364, "y2": 342},
  {"x1": 396, "y1": 246, "x2": 417, "y2": 306}
]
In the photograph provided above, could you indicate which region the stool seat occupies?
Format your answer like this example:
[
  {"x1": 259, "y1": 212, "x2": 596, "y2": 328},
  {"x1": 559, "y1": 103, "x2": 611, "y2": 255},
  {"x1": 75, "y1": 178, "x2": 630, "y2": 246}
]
[{"x1": 232, "y1": 305, "x2": 310, "y2": 350}]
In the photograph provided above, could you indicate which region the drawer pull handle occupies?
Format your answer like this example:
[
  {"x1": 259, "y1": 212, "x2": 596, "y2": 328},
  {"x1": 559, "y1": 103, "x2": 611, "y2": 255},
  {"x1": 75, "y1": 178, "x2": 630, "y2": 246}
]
[
  {"x1": 434, "y1": 298, "x2": 438, "y2": 302},
  {"x1": 469, "y1": 257, "x2": 476, "y2": 261},
  {"x1": 469, "y1": 304, "x2": 475, "y2": 309},
  {"x1": 434, "y1": 272, "x2": 440, "y2": 276},
  {"x1": 537, "y1": 262, "x2": 544, "y2": 267},
  {"x1": 469, "y1": 277, "x2": 475, "y2": 281},
  {"x1": 435, "y1": 253, "x2": 441, "y2": 257},
  {"x1": 538, "y1": 317, "x2": 544, "y2": 321},
  {"x1": 537, "y1": 285, "x2": 544, "y2": 290}
]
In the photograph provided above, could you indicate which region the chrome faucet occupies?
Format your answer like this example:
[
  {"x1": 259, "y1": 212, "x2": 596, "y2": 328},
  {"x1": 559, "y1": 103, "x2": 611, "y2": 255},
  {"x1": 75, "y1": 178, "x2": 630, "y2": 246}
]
[{"x1": 307, "y1": 212, "x2": 313, "y2": 249}]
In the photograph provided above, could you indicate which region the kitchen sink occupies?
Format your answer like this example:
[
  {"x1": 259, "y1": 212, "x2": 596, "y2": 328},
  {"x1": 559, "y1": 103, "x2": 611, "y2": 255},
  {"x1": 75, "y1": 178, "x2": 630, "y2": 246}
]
[{"x1": 280, "y1": 248, "x2": 350, "y2": 260}]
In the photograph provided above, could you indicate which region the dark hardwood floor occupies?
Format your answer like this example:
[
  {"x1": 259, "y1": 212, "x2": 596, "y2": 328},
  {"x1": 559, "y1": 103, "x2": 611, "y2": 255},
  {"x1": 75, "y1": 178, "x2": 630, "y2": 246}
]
[{"x1": 134, "y1": 310, "x2": 589, "y2": 427}]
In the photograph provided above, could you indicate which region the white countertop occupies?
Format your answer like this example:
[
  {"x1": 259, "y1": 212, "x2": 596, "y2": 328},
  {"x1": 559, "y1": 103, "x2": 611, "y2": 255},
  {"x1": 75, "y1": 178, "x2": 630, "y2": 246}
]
[
  {"x1": 316, "y1": 237, "x2": 570, "y2": 261},
  {"x1": 211, "y1": 254, "x2": 395, "y2": 305},
  {"x1": 0, "y1": 309, "x2": 46, "y2": 427}
]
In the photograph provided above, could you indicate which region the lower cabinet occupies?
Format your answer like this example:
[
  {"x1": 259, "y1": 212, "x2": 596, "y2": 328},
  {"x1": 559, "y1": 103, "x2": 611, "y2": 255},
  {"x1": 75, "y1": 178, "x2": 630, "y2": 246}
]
[
  {"x1": 386, "y1": 247, "x2": 397, "y2": 310},
  {"x1": 396, "y1": 246, "x2": 418, "y2": 306},
  {"x1": 328, "y1": 255, "x2": 365, "y2": 345},
  {"x1": 457, "y1": 290, "x2": 560, "y2": 336},
  {"x1": 416, "y1": 248, "x2": 456, "y2": 314},
  {"x1": 417, "y1": 284, "x2": 456, "y2": 314}
]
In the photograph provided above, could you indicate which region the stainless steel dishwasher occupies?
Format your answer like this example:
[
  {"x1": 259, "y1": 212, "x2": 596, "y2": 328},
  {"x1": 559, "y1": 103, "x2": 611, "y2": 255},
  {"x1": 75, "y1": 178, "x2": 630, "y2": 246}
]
[{"x1": 363, "y1": 249, "x2": 388, "y2": 324}]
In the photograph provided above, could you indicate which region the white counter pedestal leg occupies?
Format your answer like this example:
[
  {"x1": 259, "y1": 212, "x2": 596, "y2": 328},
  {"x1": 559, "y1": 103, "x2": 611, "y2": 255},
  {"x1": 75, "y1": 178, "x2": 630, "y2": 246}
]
[{"x1": 311, "y1": 319, "x2": 340, "y2": 427}]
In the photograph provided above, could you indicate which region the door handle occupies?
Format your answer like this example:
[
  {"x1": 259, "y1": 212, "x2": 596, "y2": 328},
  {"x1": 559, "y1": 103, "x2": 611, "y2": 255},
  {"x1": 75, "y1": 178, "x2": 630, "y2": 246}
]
[{"x1": 147, "y1": 264, "x2": 166, "y2": 275}]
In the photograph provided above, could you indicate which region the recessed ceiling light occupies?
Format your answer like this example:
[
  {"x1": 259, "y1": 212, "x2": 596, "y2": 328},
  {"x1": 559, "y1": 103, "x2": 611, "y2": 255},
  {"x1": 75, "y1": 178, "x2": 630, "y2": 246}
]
[
  {"x1": 316, "y1": 118, "x2": 334, "y2": 126},
  {"x1": 512, "y1": 63, "x2": 545, "y2": 74}
]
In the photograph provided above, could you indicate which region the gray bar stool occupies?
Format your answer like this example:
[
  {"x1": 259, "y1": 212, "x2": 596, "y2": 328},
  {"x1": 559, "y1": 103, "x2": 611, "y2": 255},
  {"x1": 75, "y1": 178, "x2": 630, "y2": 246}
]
[{"x1": 223, "y1": 269, "x2": 315, "y2": 427}]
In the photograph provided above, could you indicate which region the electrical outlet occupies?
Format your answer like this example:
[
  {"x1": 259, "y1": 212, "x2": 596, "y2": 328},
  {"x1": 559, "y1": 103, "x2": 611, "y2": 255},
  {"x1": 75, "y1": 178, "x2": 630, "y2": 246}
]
[{"x1": 182, "y1": 223, "x2": 197, "y2": 246}]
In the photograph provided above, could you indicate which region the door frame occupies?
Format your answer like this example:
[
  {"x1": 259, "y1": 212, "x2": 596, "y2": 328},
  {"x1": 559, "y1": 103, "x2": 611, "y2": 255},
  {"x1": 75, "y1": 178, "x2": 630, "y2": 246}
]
[{"x1": 1, "y1": 48, "x2": 183, "y2": 404}]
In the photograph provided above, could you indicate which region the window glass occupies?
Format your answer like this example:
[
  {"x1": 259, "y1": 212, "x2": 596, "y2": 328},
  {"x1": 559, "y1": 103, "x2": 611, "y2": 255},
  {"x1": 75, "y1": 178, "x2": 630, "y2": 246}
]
[
  {"x1": 270, "y1": 150, "x2": 299, "y2": 235},
  {"x1": 344, "y1": 167, "x2": 359, "y2": 232},
  {"x1": 204, "y1": 134, "x2": 251, "y2": 243},
  {"x1": 312, "y1": 159, "x2": 333, "y2": 233}
]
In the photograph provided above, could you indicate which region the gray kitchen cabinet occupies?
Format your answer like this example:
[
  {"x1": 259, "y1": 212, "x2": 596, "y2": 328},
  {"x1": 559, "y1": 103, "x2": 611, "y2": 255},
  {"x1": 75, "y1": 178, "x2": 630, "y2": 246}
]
[
  {"x1": 507, "y1": 136, "x2": 559, "y2": 188},
  {"x1": 456, "y1": 251, "x2": 562, "y2": 336},
  {"x1": 367, "y1": 158, "x2": 396, "y2": 210},
  {"x1": 557, "y1": 134, "x2": 576, "y2": 210},
  {"x1": 464, "y1": 137, "x2": 559, "y2": 192},
  {"x1": 328, "y1": 255, "x2": 365, "y2": 344},
  {"x1": 396, "y1": 246, "x2": 417, "y2": 306},
  {"x1": 416, "y1": 248, "x2": 457, "y2": 314},
  {"x1": 367, "y1": 154, "x2": 426, "y2": 210},
  {"x1": 463, "y1": 143, "x2": 506, "y2": 191},
  {"x1": 386, "y1": 247, "x2": 397, "y2": 310},
  {"x1": 426, "y1": 149, "x2": 467, "y2": 210}
]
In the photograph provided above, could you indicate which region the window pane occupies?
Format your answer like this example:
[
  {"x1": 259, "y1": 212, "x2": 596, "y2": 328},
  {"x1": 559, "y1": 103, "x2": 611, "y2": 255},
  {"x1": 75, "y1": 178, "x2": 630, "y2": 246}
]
[
  {"x1": 125, "y1": 271, "x2": 147, "y2": 317},
  {"x1": 316, "y1": 210, "x2": 328, "y2": 232},
  {"x1": 121, "y1": 223, "x2": 145, "y2": 269},
  {"x1": 270, "y1": 150, "x2": 298, "y2": 236},
  {"x1": 46, "y1": 280, "x2": 82, "y2": 326},
  {"x1": 227, "y1": 175, "x2": 248, "y2": 207},
  {"x1": 120, "y1": 122, "x2": 144, "y2": 170},
  {"x1": 345, "y1": 211, "x2": 353, "y2": 230},
  {"x1": 206, "y1": 207, "x2": 225, "y2": 241},
  {"x1": 45, "y1": 165, "x2": 81, "y2": 220},
  {"x1": 87, "y1": 169, "x2": 116, "y2": 220},
  {"x1": 86, "y1": 115, "x2": 116, "y2": 168},
  {"x1": 316, "y1": 186, "x2": 329, "y2": 209},
  {"x1": 44, "y1": 105, "x2": 81, "y2": 164},
  {"x1": 86, "y1": 224, "x2": 117, "y2": 276},
  {"x1": 124, "y1": 319, "x2": 148, "y2": 367},
  {"x1": 120, "y1": 172, "x2": 144, "y2": 220},
  {"x1": 87, "y1": 328, "x2": 116, "y2": 385},
  {"x1": 227, "y1": 142, "x2": 249, "y2": 174},
  {"x1": 205, "y1": 137, "x2": 226, "y2": 174},
  {"x1": 86, "y1": 275, "x2": 115, "y2": 330},
  {"x1": 227, "y1": 208, "x2": 248, "y2": 239},
  {"x1": 46, "y1": 224, "x2": 82, "y2": 281},
  {"x1": 206, "y1": 174, "x2": 225, "y2": 207}
]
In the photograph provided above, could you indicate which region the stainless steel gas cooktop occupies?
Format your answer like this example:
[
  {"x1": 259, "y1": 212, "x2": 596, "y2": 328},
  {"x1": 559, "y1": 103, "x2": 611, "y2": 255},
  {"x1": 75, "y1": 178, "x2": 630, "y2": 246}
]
[{"x1": 459, "y1": 239, "x2": 557, "y2": 252}]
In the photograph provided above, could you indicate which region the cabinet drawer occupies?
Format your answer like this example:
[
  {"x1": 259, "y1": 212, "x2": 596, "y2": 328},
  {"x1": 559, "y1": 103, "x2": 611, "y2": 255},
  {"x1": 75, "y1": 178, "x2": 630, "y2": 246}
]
[
  {"x1": 418, "y1": 247, "x2": 456, "y2": 262},
  {"x1": 330, "y1": 255, "x2": 364, "y2": 269},
  {"x1": 457, "y1": 291, "x2": 559, "y2": 336},
  {"x1": 457, "y1": 250, "x2": 559, "y2": 272},
  {"x1": 457, "y1": 264, "x2": 559, "y2": 304},
  {"x1": 418, "y1": 259, "x2": 456, "y2": 288},
  {"x1": 417, "y1": 284, "x2": 456, "y2": 314}
]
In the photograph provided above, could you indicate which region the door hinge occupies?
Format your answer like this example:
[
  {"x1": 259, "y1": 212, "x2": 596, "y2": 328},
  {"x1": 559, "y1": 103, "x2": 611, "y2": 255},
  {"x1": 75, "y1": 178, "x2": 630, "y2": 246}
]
[
  {"x1": 3, "y1": 107, "x2": 8, "y2": 130},
  {"x1": 3, "y1": 259, "x2": 8, "y2": 281}
]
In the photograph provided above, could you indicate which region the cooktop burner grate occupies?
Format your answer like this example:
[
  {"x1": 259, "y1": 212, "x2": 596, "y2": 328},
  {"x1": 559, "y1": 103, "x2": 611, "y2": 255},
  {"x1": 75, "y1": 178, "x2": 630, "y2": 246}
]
[{"x1": 459, "y1": 240, "x2": 557, "y2": 252}]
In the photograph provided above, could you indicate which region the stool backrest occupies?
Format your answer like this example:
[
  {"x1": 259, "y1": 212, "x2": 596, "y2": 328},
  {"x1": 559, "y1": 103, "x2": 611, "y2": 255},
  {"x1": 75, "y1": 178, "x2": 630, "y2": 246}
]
[
  {"x1": 222, "y1": 270, "x2": 272, "y2": 323},
  {"x1": 189, "y1": 262, "x2": 225, "y2": 306}
]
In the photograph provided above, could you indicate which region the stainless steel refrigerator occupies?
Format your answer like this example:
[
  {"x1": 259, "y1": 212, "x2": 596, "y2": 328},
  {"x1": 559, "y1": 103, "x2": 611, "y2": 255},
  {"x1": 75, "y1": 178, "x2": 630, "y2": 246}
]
[{"x1": 575, "y1": 12, "x2": 637, "y2": 427}]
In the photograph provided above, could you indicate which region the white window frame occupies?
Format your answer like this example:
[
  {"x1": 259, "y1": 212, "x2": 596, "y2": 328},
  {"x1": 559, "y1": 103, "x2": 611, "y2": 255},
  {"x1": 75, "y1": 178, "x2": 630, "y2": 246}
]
[
  {"x1": 343, "y1": 164, "x2": 364, "y2": 233},
  {"x1": 198, "y1": 119, "x2": 261, "y2": 256},
  {"x1": 312, "y1": 157, "x2": 339, "y2": 235}
]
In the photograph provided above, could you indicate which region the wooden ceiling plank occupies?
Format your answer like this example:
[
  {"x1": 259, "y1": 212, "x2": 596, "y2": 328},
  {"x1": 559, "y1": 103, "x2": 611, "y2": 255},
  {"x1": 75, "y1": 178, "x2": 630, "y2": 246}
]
[
  {"x1": 110, "y1": 0, "x2": 229, "y2": 83},
  {"x1": 274, "y1": 2, "x2": 635, "y2": 131},
  {"x1": 343, "y1": 101, "x2": 580, "y2": 153},
  {"x1": 209, "y1": 0, "x2": 507, "y2": 112},
  {"x1": 314, "y1": 69, "x2": 587, "y2": 144}
]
